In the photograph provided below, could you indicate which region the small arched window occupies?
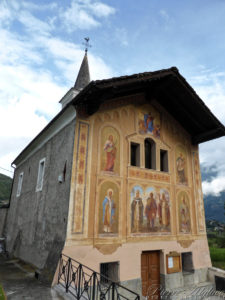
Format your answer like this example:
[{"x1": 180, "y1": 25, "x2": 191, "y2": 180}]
[{"x1": 145, "y1": 138, "x2": 156, "y2": 170}]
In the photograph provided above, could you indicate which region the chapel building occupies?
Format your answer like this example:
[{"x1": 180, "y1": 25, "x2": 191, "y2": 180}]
[{"x1": 2, "y1": 50, "x2": 225, "y2": 297}]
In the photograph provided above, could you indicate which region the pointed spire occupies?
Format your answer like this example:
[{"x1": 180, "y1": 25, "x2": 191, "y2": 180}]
[{"x1": 74, "y1": 38, "x2": 91, "y2": 90}]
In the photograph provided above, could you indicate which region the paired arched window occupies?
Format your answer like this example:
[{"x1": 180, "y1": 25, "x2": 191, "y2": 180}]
[
  {"x1": 144, "y1": 138, "x2": 156, "y2": 170},
  {"x1": 130, "y1": 138, "x2": 168, "y2": 172}
]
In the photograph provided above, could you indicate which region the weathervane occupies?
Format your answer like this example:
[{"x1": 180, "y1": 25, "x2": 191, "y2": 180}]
[{"x1": 83, "y1": 37, "x2": 92, "y2": 53}]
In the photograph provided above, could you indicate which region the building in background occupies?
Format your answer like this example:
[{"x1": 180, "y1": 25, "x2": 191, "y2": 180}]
[{"x1": 1, "y1": 49, "x2": 225, "y2": 296}]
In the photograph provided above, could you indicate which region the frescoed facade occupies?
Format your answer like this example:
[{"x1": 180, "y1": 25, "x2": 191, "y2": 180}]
[
  {"x1": 3, "y1": 54, "x2": 225, "y2": 297},
  {"x1": 65, "y1": 98, "x2": 214, "y2": 295}
]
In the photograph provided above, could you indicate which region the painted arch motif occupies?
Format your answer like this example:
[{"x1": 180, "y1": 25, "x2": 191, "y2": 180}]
[
  {"x1": 177, "y1": 191, "x2": 191, "y2": 234},
  {"x1": 98, "y1": 181, "x2": 119, "y2": 235},
  {"x1": 100, "y1": 126, "x2": 120, "y2": 174},
  {"x1": 175, "y1": 145, "x2": 188, "y2": 185},
  {"x1": 130, "y1": 185, "x2": 171, "y2": 233},
  {"x1": 138, "y1": 104, "x2": 161, "y2": 138}
]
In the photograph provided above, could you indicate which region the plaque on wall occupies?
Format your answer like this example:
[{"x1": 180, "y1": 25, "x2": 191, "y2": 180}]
[{"x1": 166, "y1": 252, "x2": 181, "y2": 274}]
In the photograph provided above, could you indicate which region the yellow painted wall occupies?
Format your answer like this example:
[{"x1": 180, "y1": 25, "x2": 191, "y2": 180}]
[{"x1": 64, "y1": 93, "x2": 210, "y2": 279}]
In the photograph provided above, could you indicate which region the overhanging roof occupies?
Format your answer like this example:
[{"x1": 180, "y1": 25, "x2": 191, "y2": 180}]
[
  {"x1": 72, "y1": 67, "x2": 225, "y2": 144},
  {"x1": 12, "y1": 66, "x2": 225, "y2": 167}
]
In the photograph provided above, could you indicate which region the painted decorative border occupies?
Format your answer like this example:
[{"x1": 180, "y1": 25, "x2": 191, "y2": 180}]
[
  {"x1": 72, "y1": 121, "x2": 89, "y2": 233},
  {"x1": 129, "y1": 168, "x2": 170, "y2": 183},
  {"x1": 192, "y1": 152, "x2": 205, "y2": 232}
]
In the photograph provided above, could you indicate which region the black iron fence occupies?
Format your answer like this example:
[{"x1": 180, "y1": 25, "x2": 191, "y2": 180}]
[{"x1": 58, "y1": 253, "x2": 140, "y2": 300}]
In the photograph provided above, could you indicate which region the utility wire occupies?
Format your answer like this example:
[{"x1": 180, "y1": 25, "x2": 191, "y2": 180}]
[{"x1": 0, "y1": 166, "x2": 13, "y2": 173}]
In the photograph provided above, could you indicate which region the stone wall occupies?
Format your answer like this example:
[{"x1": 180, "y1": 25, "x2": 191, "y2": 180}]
[{"x1": 4, "y1": 118, "x2": 76, "y2": 284}]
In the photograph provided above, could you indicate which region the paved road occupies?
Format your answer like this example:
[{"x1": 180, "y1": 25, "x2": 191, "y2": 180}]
[{"x1": 0, "y1": 256, "x2": 73, "y2": 300}]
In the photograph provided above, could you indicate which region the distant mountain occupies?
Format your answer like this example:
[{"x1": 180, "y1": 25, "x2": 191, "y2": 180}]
[
  {"x1": 0, "y1": 173, "x2": 12, "y2": 207},
  {"x1": 201, "y1": 167, "x2": 225, "y2": 223},
  {"x1": 204, "y1": 192, "x2": 225, "y2": 223}
]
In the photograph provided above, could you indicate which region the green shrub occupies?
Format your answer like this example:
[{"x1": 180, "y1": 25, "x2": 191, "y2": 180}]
[
  {"x1": 210, "y1": 247, "x2": 225, "y2": 262},
  {"x1": 216, "y1": 237, "x2": 225, "y2": 248},
  {"x1": 0, "y1": 285, "x2": 5, "y2": 300}
]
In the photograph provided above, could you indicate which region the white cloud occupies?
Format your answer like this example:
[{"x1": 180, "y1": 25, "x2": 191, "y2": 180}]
[
  {"x1": 0, "y1": 0, "x2": 115, "y2": 175},
  {"x1": 114, "y1": 28, "x2": 129, "y2": 47},
  {"x1": 21, "y1": 1, "x2": 58, "y2": 11},
  {"x1": 18, "y1": 10, "x2": 53, "y2": 36},
  {"x1": 202, "y1": 176, "x2": 225, "y2": 196},
  {"x1": 192, "y1": 69, "x2": 225, "y2": 196},
  {"x1": 91, "y1": 2, "x2": 116, "y2": 17},
  {"x1": 60, "y1": 0, "x2": 115, "y2": 32},
  {"x1": 190, "y1": 70, "x2": 225, "y2": 123},
  {"x1": 0, "y1": 1, "x2": 12, "y2": 24}
]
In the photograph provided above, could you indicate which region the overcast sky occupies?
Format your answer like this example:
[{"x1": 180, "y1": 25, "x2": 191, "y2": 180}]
[{"x1": 0, "y1": 0, "x2": 225, "y2": 196}]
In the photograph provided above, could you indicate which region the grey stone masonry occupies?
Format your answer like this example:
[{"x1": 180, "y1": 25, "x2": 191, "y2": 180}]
[{"x1": 3, "y1": 118, "x2": 76, "y2": 285}]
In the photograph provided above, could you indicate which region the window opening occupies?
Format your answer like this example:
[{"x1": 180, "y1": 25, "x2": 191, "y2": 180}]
[
  {"x1": 160, "y1": 150, "x2": 168, "y2": 172},
  {"x1": 36, "y1": 158, "x2": 45, "y2": 192},
  {"x1": 16, "y1": 172, "x2": 24, "y2": 197},
  {"x1": 131, "y1": 142, "x2": 140, "y2": 167},
  {"x1": 182, "y1": 252, "x2": 194, "y2": 273},
  {"x1": 145, "y1": 138, "x2": 156, "y2": 170},
  {"x1": 100, "y1": 262, "x2": 120, "y2": 284}
]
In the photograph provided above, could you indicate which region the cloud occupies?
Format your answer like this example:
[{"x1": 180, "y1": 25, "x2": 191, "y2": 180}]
[
  {"x1": 190, "y1": 70, "x2": 225, "y2": 123},
  {"x1": 114, "y1": 28, "x2": 129, "y2": 47},
  {"x1": 60, "y1": 0, "x2": 115, "y2": 32},
  {"x1": 17, "y1": 10, "x2": 53, "y2": 36},
  {"x1": 202, "y1": 176, "x2": 225, "y2": 196},
  {"x1": 192, "y1": 68, "x2": 225, "y2": 196},
  {"x1": 0, "y1": 0, "x2": 115, "y2": 177}
]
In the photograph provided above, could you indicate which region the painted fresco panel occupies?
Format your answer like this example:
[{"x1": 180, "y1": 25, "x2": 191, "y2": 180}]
[
  {"x1": 193, "y1": 152, "x2": 205, "y2": 232},
  {"x1": 98, "y1": 181, "x2": 119, "y2": 235},
  {"x1": 176, "y1": 145, "x2": 188, "y2": 185},
  {"x1": 101, "y1": 126, "x2": 120, "y2": 174},
  {"x1": 138, "y1": 105, "x2": 160, "y2": 138},
  {"x1": 177, "y1": 191, "x2": 191, "y2": 234},
  {"x1": 72, "y1": 122, "x2": 89, "y2": 233},
  {"x1": 130, "y1": 185, "x2": 171, "y2": 233}
]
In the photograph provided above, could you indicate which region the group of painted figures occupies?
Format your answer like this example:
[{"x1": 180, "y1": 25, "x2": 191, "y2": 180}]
[{"x1": 131, "y1": 190, "x2": 170, "y2": 233}]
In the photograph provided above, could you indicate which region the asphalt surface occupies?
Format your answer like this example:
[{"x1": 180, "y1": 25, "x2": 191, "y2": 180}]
[{"x1": 0, "y1": 255, "x2": 73, "y2": 300}]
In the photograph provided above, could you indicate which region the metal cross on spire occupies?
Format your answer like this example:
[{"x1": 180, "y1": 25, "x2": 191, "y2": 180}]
[{"x1": 83, "y1": 37, "x2": 92, "y2": 53}]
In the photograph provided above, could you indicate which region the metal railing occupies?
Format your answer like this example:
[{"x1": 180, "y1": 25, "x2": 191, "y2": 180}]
[{"x1": 58, "y1": 253, "x2": 140, "y2": 300}]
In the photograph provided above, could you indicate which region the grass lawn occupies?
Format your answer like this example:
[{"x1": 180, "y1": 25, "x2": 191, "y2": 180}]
[
  {"x1": 208, "y1": 232, "x2": 225, "y2": 270},
  {"x1": 0, "y1": 285, "x2": 5, "y2": 300}
]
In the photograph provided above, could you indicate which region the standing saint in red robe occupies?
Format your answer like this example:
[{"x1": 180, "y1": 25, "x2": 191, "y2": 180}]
[{"x1": 104, "y1": 135, "x2": 117, "y2": 172}]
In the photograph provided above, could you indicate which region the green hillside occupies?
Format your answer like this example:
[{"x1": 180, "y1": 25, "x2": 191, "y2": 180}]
[
  {"x1": 204, "y1": 192, "x2": 225, "y2": 223},
  {"x1": 0, "y1": 173, "x2": 13, "y2": 207}
]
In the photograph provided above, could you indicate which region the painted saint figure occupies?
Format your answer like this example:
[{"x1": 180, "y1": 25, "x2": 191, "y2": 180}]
[
  {"x1": 104, "y1": 135, "x2": 117, "y2": 172},
  {"x1": 131, "y1": 190, "x2": 143, "y2": 232},
  {"x1": 180, "y1": 195, "x2": 190, "y2": 233},
  {"x1": 144, "y1": 113, "x2": 154, "y2": 133},
  {"x1": 145, "y1": 192, "x2": 157, "y2": 229},
  {"x1": 158, "y1": 193, "x2": 170, "y2": 228},
  {"x1": 176, "y1": 153, "x2": 186, "y2": 184},
  {"x1": 102, "y1": 189, "x2": 115, "y2": 233}
]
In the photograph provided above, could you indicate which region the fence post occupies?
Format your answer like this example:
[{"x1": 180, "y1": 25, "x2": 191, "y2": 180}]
[
  {"x1": 58, "y1": 254, "x2": 62, "y2": 284},
  {"x1": 92, "y1": 272, "x2": 96, "y2": 300},
  {"x1": 66, "y1": 258, "x2": 71, "y2": 293},
  {"x1": 77, "y1": 264, "x2": 82, "y2": 299},
  {"x1": 111, "y1": 282, "x2": 115, "y2": 300}
]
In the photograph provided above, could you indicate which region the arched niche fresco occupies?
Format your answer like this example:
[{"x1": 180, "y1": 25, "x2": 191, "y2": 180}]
[
  {"x1": 158, "y1": 188, "x2": 171, "y2": 232},
  {"x1": 175, "y1": 145, "x2": 188, "y2": 185},
  {"x1": 138, "y1": 104, "x2": 160, "y2": 138},
  {"x1": 100, "y1": 126, "x2": 120, "y2": 174},
  {"x1": 130, "y1": 185, "x2": 171, "y2": 233},
  {"x1": 177, "y1": 191, "x2": 191, "y2": 234},
  {"x1": 98, "y1": 181, "x2": 119, "y2": 235}
]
